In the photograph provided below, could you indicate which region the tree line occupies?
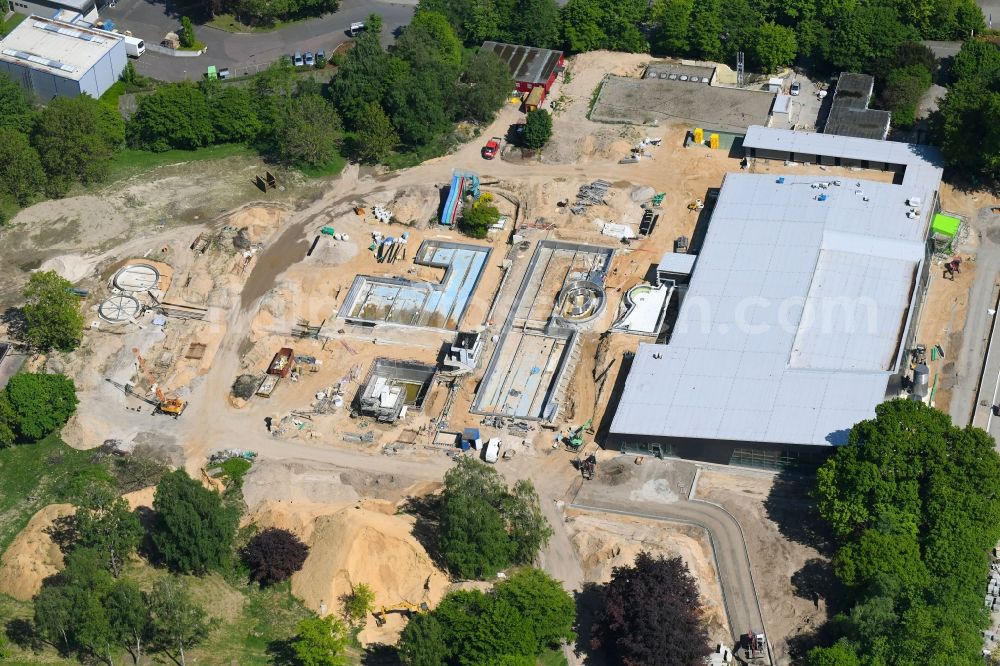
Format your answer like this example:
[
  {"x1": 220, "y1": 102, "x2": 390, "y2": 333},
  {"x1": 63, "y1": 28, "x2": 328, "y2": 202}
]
[
  {"x1": 417, "y1": 0, "x2": 982, "y2": 75},
  {"x1": 806, "y1": 400, "x2": 1000, "y2": 665}
]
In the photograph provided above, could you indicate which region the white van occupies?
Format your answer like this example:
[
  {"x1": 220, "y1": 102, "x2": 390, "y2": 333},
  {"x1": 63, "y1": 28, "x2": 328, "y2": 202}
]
[
  {"x1": 484, "y1": 437, "x2": 501, "y2": 464},
  {"x1": 349, "y1": 21, "x2": 365, "y2": 36},
  {"x1": 123, "y1": 36, "x2": 145, "y2": 58}
]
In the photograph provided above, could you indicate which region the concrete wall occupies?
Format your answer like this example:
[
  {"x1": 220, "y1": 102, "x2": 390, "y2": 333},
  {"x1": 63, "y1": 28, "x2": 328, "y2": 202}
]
[{"x1": 605, "y1": 432, "x2": 832, "y2": 468}]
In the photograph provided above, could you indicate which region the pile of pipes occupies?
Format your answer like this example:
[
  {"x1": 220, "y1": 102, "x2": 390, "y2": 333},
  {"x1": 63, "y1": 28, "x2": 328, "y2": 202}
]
[
  {"x1": 571, "y1": 180, "x2": 612, "y2": 215},
  {"x1": 372, "y1": 231, "x2": 410, "y2": 264},
  {"x1": 372, "y1": 206, "x2": 392, "y2": 223}
]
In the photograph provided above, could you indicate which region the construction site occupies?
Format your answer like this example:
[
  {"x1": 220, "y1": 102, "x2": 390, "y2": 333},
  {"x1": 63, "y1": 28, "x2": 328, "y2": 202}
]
[{"x1": 0, "y1": 48, "x2": 993, "y2": 666}]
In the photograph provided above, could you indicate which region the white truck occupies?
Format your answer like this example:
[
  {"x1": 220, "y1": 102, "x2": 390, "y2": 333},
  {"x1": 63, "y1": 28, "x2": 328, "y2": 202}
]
[
  {"x1": 484, "y1": 437, "x2": 501, "y2": 464},
  {"x1": 123, "y1": 35, "x2": 145, "y2": 58}
]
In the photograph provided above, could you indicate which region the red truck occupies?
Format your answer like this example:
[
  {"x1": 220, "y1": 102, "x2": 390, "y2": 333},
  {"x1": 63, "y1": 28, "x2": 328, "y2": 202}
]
[{"x1": 481, "y1": 137, "x2": 502, "y2": 160}]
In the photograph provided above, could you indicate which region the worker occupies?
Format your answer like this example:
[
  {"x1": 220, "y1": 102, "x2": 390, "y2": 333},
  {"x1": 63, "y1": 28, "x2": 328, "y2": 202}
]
[
  {"x1": 265, "y1": 416, "x2": 273, "y2": 432},
  {"x1": 992, "y1": 404, "x2": 999, "y2": 417}
]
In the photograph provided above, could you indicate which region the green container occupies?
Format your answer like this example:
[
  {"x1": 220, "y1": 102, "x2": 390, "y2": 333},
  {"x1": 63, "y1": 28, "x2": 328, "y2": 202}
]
[{"x1": 321, "y1": 226, "x2": 335, "y2": 236}]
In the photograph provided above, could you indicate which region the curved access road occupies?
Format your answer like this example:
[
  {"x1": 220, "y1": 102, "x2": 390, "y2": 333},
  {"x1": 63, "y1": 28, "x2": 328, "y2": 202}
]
[{"x1": 571, "y1": 498, "x2": 772, "y2": 664}]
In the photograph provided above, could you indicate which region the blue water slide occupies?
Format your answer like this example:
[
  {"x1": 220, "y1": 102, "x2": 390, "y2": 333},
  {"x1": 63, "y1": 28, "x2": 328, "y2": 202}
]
[{"x1": 440, "y1": 172, "x2": 466, "y2": 226}]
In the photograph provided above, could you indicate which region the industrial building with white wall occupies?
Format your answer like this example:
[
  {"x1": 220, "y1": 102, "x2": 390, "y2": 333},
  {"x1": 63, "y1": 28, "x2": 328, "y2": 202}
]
[
  {"x1": 607, "y1": 126, "x2": 944, "y2": 468},
  {"x1": 0, "y1": 15, "x2": 126, "y2": 100}
]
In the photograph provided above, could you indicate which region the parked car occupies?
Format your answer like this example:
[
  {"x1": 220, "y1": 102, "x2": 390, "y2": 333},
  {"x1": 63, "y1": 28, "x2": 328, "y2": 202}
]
[
  {"x1": 481, "y1": 136, "x2": 501, "y2": 160},
  {"x1": 304, "y1": 51, "x2": 315, "y2": 66},
  {"x1": 293, "y1": 52, "x2": 303, "y2": 67},
  {"x1": 316, "y1": 49, "x2": 326, "y2": 67},
  {"x1": 790, "y1": 81, "x2": 801, "y2": 96},
  {"x1": 349, "y1": 21, "x2": 365, "y2": 36}
]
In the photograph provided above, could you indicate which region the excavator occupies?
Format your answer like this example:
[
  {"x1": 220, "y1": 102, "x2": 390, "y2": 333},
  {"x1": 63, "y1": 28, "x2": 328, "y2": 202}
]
[
  {"x1": 565, "y1": 419, "x2": 592, "y2": 450},
  {"x1": 105, "y1": 379, "x2": 187, "y2": 418},
  {"x1": 372, "y1": 601, "x2": 429, "y2": 627}
]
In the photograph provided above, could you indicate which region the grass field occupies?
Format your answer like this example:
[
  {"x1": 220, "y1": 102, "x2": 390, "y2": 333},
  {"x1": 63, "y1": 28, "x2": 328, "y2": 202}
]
[
  {"x1": 298, "y1": 153, "x2": 348, "y2": 178},
  {"x1": 205, "y1": 13, "x2": 303, "y2": 33},
  {"x1": 0, "y1": 12, "x2": 26, "y2": 37},
  {"x1": 107, "y1": 144, "x2": 257, "y2": 181},
  {"x1": 0, "y1": 435, "x2": 99, "y2": 556},
  {"x1": 538, "y1": 648, "x2": 569, "y2": 666}
]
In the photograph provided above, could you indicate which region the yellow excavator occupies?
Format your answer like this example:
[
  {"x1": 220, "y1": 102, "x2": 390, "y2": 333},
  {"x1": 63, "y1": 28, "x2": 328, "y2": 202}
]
[
  {"x1": 132, "y1": 348, "x2": 187, "y2": 418},
  {"x1": 372, "y1": 601, "x2": 429, "y2": 627}
]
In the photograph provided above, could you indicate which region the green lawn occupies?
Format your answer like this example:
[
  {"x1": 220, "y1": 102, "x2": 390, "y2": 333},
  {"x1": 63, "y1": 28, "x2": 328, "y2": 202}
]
[
  {"x1": 538, "y1": 648, "x2": 569, "y2": 666},
  {"x1": 0, "y1": 435, "x2": 99, "y2": 556},
  {"x1": 298, "y1": 152, "x2": 347, "y2": 178},
  {"x1": 0, "y1": 12, "x2": 26, "y2": 37},
  {"x1": 205, "y1": 13, "x2": 304, "y2": 33},
  {"x1": 107, "y1": 143, "x2": 257, "y2": 181},
  {"x1": 99, "y1": 80, "x2": 126, "y2": 112}
]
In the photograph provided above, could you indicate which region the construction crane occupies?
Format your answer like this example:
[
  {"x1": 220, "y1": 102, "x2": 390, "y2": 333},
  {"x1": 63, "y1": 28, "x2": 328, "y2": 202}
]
[
  {"x1": 372, "y1": 601, "x2": 429, "y2": 627},
  {"x1": 566, "y1": 419, "x2": 593, "y2": 450},
  {"x1": 132, "y1": 348, "x2": 187, "y2": 418}
]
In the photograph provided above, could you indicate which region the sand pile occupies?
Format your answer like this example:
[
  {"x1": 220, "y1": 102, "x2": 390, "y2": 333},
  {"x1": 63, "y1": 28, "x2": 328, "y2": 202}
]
[
  {"x1": 0, "y1": 504, "x2": 75, "y2": 600},
  {"x1": 39, "y1": 254, "x2": 97, "y2": 283},
  {"x1": 291, "y1": 503, "x2": 449, "y2": 644},
  {"x1": 123, "y1": 486, "x2": 156, "y2": 511}
]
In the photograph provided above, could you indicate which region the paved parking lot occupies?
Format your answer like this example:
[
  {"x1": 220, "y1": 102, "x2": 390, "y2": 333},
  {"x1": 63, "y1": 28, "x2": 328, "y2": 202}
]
[{"x1": 103, "y1": 0, "x2": 416, "y2": 81}]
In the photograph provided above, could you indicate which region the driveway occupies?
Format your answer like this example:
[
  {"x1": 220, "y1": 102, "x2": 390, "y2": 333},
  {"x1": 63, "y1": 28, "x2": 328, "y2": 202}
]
[
  {"x1": 961, "y1": 207, "x2": 1000, "y2": 434},
  {"x1": 0, "y1": 344, "x2": 26, "y2": 390},
  {"x1": 102, "y1": 0, "x2": 416, "y2": 81}
]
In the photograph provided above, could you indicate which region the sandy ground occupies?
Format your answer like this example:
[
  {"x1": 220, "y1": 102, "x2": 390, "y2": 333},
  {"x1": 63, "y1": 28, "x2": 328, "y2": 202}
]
[
  {"x1": 565, "y1": 510, "x2": 730, "y2": 647},
  {"x1": 0, "y1": 503, "x2": 74, "y2": 600},
  {"x1": 695, "y1": 469, "x2": 829, "y2": 663},
  {"x1": 7, "y1": 48, "x2": 977, "y2": 664}
]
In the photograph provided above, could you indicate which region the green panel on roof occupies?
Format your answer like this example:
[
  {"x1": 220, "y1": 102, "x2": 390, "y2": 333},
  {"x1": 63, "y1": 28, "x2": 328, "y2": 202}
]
[{"x1": 932, "y1": 213, "x2": 960, "y2": 238}]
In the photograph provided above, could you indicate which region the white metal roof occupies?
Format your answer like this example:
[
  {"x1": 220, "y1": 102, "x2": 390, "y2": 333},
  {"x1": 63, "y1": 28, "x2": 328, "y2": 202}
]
[
  {"x1": 658, "y1": 252, "x2": 696, "y2": 275},
  {"x1": 772, "y1": 94, "x2": 792, "y2": 115},
  {"x1": 611, "y1": 147, "x2": 942, "y2": 447},
  {"x1": 0, "y1": 16, "x2": 122, "y2": 80}
]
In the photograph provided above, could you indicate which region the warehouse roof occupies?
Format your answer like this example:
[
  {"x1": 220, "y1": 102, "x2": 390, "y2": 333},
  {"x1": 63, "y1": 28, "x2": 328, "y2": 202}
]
[
  {"x1": 610, "y1": 143, "x2": 943, "y2": 446},
  {"x1": 822, "y1": 73, "x2": 892, "y2": 140},
  {"x1": 0, "y1": 15, "x2": 121, "y2": 81},
  {"x1": 480, "y1": 41, "x2": 562, "y2": 85}
]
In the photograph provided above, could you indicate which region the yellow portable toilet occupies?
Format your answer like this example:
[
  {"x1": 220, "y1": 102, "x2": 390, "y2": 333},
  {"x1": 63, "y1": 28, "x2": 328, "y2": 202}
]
[
  {"x1": 709, "y1": 133, "x2": 720, "y2": 149},
  {"x1": 693, "y1": 127, "x2": 704, "y2": 144}
]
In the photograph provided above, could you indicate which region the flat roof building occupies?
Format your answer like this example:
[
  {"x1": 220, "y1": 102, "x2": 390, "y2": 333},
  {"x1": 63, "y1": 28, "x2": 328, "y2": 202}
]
[
  {"x1": 0, "y1": 15, "x2": 125, "y2": 100},
  {"x1": 7, "y1": 0, "x2": 98, "y2": 23},
  {"x1": 823, "y1": 73, "x2": 892, "y2": 140},
  {"x1": 480, "y1": 41, "x2": 564, "y2": 95},
  {"x1": 608, "y1": 126, "x2": 943, "y2": 468}
]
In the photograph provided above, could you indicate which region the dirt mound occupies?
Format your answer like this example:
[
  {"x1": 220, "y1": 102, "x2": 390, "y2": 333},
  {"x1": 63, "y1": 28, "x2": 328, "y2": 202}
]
[
  {"x1": 123, "y1": 486, "x2": 156, "y2": 511},
  {"x1": 291, "y1": 504, "x2": 449, "y2": 645},
  {"x1": 0, "y1": 504, "x2": 75, "y2": 600}
]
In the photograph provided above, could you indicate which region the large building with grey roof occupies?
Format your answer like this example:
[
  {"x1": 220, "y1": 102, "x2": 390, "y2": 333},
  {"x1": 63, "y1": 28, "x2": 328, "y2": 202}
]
[
  {"x1": 607, "y1": 126, "x2": 943, "y2": 468},
  {"x1": 0, "y1": 14, "x2": 125, "y2": 100}
]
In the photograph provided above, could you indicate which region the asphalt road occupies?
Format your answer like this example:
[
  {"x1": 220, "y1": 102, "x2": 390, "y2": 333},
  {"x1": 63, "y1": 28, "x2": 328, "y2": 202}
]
[
  {"x1": 961, "y1": 208, "x2": 1000, "y2": 435},
  {"x1": 102, "y1": 0, "x2": 416, "y2": 81}
]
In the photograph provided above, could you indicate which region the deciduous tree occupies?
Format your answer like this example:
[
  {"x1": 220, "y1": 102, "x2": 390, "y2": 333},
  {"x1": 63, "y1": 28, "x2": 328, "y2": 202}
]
[
  {"x1": 242, "y1": 527, "x2": 309, "y2": 586},
  {"x1": 592, "y1": 552, "x2": 711, "y2": 666},
  {"x1": 72, "y1": 480, "x2": 143, "y2": 578},
  {"x1": 0, "y1": 72, "x2": 36, "y2": 134},
  {"x1": 3, "y1": 372, "x2": 78, "y2": 441},
  {"x1": 151, "y1": 470, "x2": 238, "y2": 574},
  {"x1": 20, "y1": 271, "x2": 84, "y2": 352},
  {"x1": 0, "y1": 127, "x2": 45, "y2": 206},
  {"x1": 522, "y1": 109, "x2": 552, "y2": 150},
  {"x1": 127, "y1": 83, "x2": 215, "y2": 151},
  {"x1": 292, "y1": 615, "x2": 348, "y2": 666},
  {"x1": 750, "y1": 22, "x2": 798, "y2": 73},
  {"x1": 271, "y1": 93, "x2": 342, "y2": 167},
  {"x1": 32, "y1": 95, "x2": 124, "y2": 197},
  {"x1": 342, "y1": 582, "x2": 375, "y2": 626},
  {"x1": 456, "y1": 51, "x2": 514, "y2": 123},
  {"x1": 149, "y1": 576, "x2": 212, "y2": 666},
  {"x1": 353, "y1": 102, "x2": 398, "y2": 163}
]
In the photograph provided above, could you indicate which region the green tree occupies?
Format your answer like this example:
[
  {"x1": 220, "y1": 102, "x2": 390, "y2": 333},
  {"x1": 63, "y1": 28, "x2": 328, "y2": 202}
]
[
  {"x1": 293, "y1": 615, "x2": 349, "y2": 666},
  {"x1": 151, "y1": 469, "x2": 239, "y2": 574},
  {"x1": 398, "y1": 613, "x2": 449, "y2": 666},
  {"x1": 0, "y1": 393, "x2": 15, "y2": 448},
  {"x1": 386, "y1": 71, "x2": 451, "y2": 148},
  {"x1": 105, "y1": 579, "x2": 152, "y2": 665},
  {"x1": 396, "y1": 10, "x2": 464, "y2": 70},
  {"x1": 206, "y1": 85, "x2": 262, "y2": 144},
  {"x1": 825, "y1": 5, "x2": 919, "y2": 72},
  {"x1": 522, "y1": 109, "x2": 552, "y2": 150},
  {"x1": 342, "y1": 582, "x2": 376, "y2": 626},
  {"x1": 438, "y1": 458, "x2": 551, "y2": 579},
  {"x1": 0, "y1": 127, "x2": 45, "y2": 206},
  {"x1": 20, "y1": 270, "x2": 84, "y2": 352},
  {"x1": 950, "y1": 39, "x2": 1000, "y2": 85},
  {"x1": 72, "y1": 479, "x2": 143, "y2": 578},
  {"x1": 0, "y1": 72, "x2": 36, "y2": 134},
  {"x1": 457, "y1": 51, "x2": 514, "y2": 122},
  {"x1": 494, "y1": 568, "x2": 575, "y2": 649},
  {"x1": 329, "y1": 33, "x2": 395, "y2": 128},
  {"x1": 149, "y1": 576, "x2": 212, "y2": 666},
  {"x1": 560, "y1": 0, "x2": 607, "y2": 52},
  {"x1": 688, "y1": 0, "x2": 723, "y2": 60},
  {"x1": 651, "y1": 0, "x2": 694, "y2": 55},
  {"x1": 504, "y1": 481, "x2": 553, "y2": 570},
  {"x1": 3, "y1": 373, "x2": 77, "y2": 441},
  {"x1": 271, "y1": 94, "x2": 342, "y2": 167},
  {"x1": 806, "y1": 641, "x2": 862, "y2": 666},
  {"x1": 878, "y1": 63, "x2": 933, "y2": 128},
  {"x1": 750, "y1": 22, "x2": 798, "y2": 73},
  {"x1": 127, "y1": 83, "x2": 215, "y2": 151},
  {"x1": 179, "y1": 16, "x2": 196, "y2": 48},
  {"x1": 32, "y1": 95, "x2": 124, "y2": 197},
  {"x1": 509, "y1": 0, "x2": 560, "y2": 48},
  {"x1": 366, "y1": 12, "x2": 384, "y2": 34},
  {"x1": 353, "y1": 102, "x2": 398, "y2": 163}
]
